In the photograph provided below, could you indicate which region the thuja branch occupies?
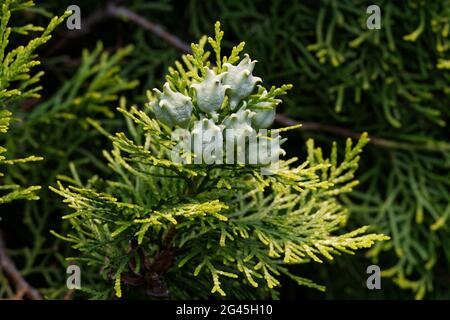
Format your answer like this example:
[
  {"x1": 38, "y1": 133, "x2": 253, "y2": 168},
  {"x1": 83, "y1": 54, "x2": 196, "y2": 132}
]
[
  {"x1": 0, "y1": 231, "x2": 42, "y2": 300},
  {"x1": 51, "y1": 22, "x2": 388, "y2": 299}
]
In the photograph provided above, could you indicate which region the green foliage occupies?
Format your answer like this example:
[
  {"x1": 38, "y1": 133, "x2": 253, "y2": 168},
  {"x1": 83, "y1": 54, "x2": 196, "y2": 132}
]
[
  {"x1": 0, "y1": 1, "x2": 138, "y2": 299},
  {"x1": 0, "y1": 0, "x2": 68, "y2": 104},
  {"x1": 1, "y1": 0, "x2": 447, "y2": 300},
  {"x1": 52, "y1": 24, "x2": 387, "y2": 299},
  {"x1": 0, "y1": 109, "x2": 41, "y2": 204},
  {"x1": 0, "y1": 0, "x2": 68, "y2": 298},
  {"x1": 0, "y1": 0, "x2": 66, "y2": 206},
  {"x1": 2, "y1": 45, "x2": 139, "y2": 299},
  {"x1": 0, "y1": 0, "x2": 67, "y2": 207},
  {"x1": 181, "y1": 0, "x2": 450, "y2": 299}
]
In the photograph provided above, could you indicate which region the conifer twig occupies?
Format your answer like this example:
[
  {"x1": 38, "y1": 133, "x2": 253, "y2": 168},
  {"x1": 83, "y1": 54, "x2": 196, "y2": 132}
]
[{"x1": 0, "y1": 230, "x2": 42, "y2": 300}]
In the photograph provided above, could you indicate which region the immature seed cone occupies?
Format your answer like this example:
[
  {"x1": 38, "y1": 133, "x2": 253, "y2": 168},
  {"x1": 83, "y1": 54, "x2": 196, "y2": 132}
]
[
  {"x1": 150, "y1": 82, "x2": 193, "y2": 127},
  {"x1": 191, "y1": 67, "x2": 230, "y2": 116},
  {"x1": 250, "y1": 90, "x2": 281, "y2": 129},
  {"x1": 223, "y1": 54, "x2": 262, "y2": 110}
]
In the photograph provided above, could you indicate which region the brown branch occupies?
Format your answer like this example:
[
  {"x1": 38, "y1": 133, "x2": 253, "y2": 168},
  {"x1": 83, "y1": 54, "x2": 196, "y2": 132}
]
[
  {"x1": 64, "y1": 289, "x2": 75, "y2": 300},
  {"x1": 162, "y1": 224, "x2": 176, "y2": 248},
  {"x1": 46, "y1": 3, "x2": 192, "y2": 57},
  {"x1": 106, "y1": 4, "x2": 192, "y2": 54},
  {"x1": 0, "y1": 230, "x2": 42, "y2": 300},
  {"x1": 275, "y1": 113, "x2": 450, "y2": 151},
  {"x1": 12, "y1": 287, "x2": 27, "y2": 300}
]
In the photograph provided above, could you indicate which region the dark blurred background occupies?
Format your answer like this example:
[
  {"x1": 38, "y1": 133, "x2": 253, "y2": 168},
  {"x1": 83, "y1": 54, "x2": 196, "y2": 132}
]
[{"x1": 1, "y1": 0, "x2": 449, "y2": 299}]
